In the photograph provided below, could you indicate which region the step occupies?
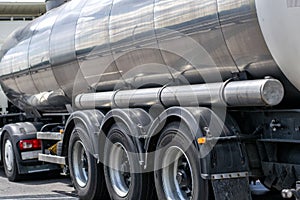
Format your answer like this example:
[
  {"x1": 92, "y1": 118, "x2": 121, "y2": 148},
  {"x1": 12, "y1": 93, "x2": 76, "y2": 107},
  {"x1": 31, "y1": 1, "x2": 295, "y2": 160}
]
[
  {"x1": 37, "y1": 132, "x2": 63, "y2": 141},
  {"x1": 38, "y1": 153, "x2": 66, "y2": 165}
]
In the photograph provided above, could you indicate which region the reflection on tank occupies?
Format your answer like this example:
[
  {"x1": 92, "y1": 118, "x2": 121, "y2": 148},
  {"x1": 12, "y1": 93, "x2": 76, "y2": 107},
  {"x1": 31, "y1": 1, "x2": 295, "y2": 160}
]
[{"x1": 0, "y1": 0, "x2": 299, "y2": 112}]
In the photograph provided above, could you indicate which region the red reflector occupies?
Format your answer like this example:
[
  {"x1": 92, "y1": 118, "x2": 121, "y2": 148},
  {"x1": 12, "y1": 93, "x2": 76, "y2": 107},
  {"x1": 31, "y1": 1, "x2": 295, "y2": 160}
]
[{"x1": 19, "y1": 139, "x2": 41, "y2": 151}]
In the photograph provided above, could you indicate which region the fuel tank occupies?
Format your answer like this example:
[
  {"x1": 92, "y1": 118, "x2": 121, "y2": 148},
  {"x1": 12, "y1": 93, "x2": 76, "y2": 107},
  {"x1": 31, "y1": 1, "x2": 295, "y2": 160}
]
[{"x1": 0, "y1": 0, "x2": 299, "y2": 112}]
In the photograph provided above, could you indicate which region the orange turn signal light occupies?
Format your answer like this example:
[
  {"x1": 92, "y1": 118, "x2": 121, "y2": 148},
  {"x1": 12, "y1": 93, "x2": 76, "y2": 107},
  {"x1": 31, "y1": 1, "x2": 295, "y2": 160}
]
[{"x1": 197, "y1": 137, "x2": 206, "y2": 144}]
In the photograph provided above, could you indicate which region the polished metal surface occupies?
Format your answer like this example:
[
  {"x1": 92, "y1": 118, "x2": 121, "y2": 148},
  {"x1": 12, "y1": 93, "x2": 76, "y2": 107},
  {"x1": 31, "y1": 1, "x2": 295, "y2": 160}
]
[
  {"x1": 46, "y1": 0, "x2": 65, "y2": 11},
  {"x1": 38, "y1": 153, "x2": 66, "y2": 165},
  {"x1": 154, "y1": 0, "x2": 237, "y2": 84},
  {"x1": 223, "y1": 79, "x2": 284, "y2": 106},
  {"x1": 36, "y1": 132, "x2": 63, "y2": 141},
  {"x1": 29, "y1": 10, "x2": 60, "y2": 93},
  {"x1": 75, "y1": 0, "x2": 123, "y2": 92},
  {"x1": 50, "y1": 0, "x2": 89, "y2": 100},
  {"x1": 72, "y1": 140, "x2": 89, "y2": 188},
  {"x1": 217, "y1": 0, "x2": 273, "y2": 71},
  {"x1": 75, "y1": 79, "x2": 284, "y2": 109},
  {"x1": 108, "y1": 142, "x2": 131, "y2": 198},
  {"x1": 0, "y1": 0, "x2": 298, "y2": 112}
]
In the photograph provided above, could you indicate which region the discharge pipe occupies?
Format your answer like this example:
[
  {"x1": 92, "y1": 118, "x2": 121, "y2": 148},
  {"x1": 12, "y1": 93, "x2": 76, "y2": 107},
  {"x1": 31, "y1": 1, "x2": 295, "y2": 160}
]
[{"x1": 75, "y1": 79, "x2": 284, "y2": 109}]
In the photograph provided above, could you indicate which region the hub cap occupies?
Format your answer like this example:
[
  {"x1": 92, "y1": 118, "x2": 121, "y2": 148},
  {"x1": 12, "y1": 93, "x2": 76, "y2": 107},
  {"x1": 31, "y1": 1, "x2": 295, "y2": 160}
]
[
  {"x1": 108, "y1": 142, "x2": 131, "y2": 197},
  {"x1": 73, "y1": 140, "x2": 89, "y2": 188},
  {"x1": 4, "y1": 139, "x2": 14, "y2": 172}
]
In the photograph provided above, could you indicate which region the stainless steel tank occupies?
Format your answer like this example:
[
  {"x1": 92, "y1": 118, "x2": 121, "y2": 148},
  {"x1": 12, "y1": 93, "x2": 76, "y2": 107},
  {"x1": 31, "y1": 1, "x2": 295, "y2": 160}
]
[{"x1": 0, "y1": 0, "x2": 299, "y2": 112}]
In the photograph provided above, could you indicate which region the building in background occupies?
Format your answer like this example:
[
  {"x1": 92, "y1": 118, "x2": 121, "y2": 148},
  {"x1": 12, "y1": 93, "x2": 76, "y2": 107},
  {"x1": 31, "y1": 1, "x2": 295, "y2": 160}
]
[{"x1": 0, "y1": 2, "x2": 46, "y2": 49}]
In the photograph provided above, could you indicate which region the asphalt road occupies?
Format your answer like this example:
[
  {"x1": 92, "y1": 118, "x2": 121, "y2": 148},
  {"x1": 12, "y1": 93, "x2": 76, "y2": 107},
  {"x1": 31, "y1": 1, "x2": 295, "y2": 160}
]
[
  {"x1": 0, "y1": 166, "x2": 78, "y2": 200},
  {"x1": 0, "y1": 166, "x2": 286, "y2": 200}
]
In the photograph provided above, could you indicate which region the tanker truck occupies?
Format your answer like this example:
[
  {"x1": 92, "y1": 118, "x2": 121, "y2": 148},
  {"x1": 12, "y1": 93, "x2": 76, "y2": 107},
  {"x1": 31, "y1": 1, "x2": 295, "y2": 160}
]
[{"x1": 0, "y1": 0, "x2": 300, "y2": 199}]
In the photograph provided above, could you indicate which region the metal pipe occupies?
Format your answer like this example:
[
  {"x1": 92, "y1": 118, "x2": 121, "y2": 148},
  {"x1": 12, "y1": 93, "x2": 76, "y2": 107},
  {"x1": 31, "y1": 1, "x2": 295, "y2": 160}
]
[{"x1": 75, "y1": 79, "x2": 284, "y2": 109}]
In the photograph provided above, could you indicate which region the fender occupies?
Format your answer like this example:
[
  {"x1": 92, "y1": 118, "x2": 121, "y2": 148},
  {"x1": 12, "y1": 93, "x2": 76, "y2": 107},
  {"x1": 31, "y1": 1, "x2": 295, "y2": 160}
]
[
  {"x1": 100, "y1": 108, "x2": 153, "y2": 164},
  {"x1": 145, "y1": 107, "x2": 249, "y2": 179},
  {"x1": 0, "y1": 122, "x2": 38, "y2": 173},
  {"x1": 63, "y1": 110, "x2": 105, "y2": 160},
  {"x1": 144, "y1": 107, "x2": 230, "y2": 168}
]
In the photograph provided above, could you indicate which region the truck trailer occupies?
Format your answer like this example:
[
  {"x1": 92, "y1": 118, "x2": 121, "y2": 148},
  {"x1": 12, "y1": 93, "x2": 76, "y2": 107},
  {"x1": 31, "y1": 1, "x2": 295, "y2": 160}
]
[{"x1": 0, "y1": 0, "x2": 300, "y2": 199}]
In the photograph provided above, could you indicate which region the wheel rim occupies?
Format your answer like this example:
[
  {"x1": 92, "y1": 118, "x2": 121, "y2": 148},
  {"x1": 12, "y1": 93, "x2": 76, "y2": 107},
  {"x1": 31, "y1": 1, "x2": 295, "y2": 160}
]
[
  {"x1": 72, "y1": 140, "x2": 89, "y2": 188},
  {"x1": 108, "y1": 142, "x2": 131, "y2": 197},
  {"x1": 162, "y1": 146, "x2": 194, "y2": 200},
  {"x1": 4, "y1": 139, "x2": 14, "y2": 172}
]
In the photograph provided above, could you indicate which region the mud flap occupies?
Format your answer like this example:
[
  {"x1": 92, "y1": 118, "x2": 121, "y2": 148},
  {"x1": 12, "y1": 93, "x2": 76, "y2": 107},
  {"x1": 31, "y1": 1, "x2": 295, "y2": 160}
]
[{"x1": 212, "y1": 178, "x2": 252, "y2": 200}]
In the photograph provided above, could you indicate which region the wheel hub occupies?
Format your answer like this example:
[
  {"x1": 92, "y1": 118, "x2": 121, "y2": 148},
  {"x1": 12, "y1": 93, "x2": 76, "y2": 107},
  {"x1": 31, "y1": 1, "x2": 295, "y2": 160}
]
[
  {"x1": 81, "y1": 154, "x2": 88, "y2": 172},
  {"x1": 162, "y1": 146, "x2": 194, "y2": 200},
  {"x1": 109, "y1": 142, "x2": 131, "y2": 198},
  {"x1": 73, "y1": 140, "x2": 89, "y2": 188},
  {"x1": 4, "y1": 140, "x2": 14, "y2": 172},
  {"x1": 176, "y1": 170, "x2": 188, "y2": 187}
]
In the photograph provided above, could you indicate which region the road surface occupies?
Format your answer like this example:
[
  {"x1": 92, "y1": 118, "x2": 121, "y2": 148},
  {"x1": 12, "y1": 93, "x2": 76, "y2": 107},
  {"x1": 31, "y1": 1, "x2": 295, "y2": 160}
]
[
  {"x1": 0, "y1": 166, "x2": 285, "y2": 200},
  {"x1": 0, "y1": 166, "x2": 78, "y2": 200}
]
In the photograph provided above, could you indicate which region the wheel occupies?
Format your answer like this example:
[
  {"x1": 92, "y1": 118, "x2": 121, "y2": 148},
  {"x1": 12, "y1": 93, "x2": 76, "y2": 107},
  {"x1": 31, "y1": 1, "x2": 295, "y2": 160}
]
[
  {"x1": 104, "y1": 124, "x2": 156, "y2": 200},
  {"x1": 2, "y1": 133, "x2": 20, "y2": 181},
  {"x1": 68, "y1": 124, "x2": 109, "y2": 200},
  {"x1": 154, "y1": 122, "x2": 209, "y2": 200}
]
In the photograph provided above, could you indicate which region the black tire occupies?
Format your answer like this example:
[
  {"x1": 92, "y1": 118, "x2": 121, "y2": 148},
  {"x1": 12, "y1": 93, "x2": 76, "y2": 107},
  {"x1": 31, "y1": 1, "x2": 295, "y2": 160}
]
[
  {"x1": 2, "y1": 133, "x2": 20, "y2": 181},
  {"x1": 104, "y1": 124, "x2": 156, "y2": 200},
  {"x1": 68, "y1": 124, "x2": 109, "y2": 200},
  {"x1": 154, "y1": 121, "x2": 209, "y2": 200}
]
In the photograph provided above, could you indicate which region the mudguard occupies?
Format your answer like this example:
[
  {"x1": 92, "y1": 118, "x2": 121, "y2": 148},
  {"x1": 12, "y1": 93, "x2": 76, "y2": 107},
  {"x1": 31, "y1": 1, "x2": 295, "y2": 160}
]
[
  {"x1": 63, "y1": 110, "x2": 105, "y2": 160},
  {"x1": 145, "y1": 107, "x2": 226, "y2": 156},
  {"x1": 0, "y1": 122, "x2": 40, "y2": 173},
  {"x1": 144, "y1": 106, "x2": 249, "y2": 176},
  {"x1": 100, "y1": 108, "x2": 153, "y2": 164}
]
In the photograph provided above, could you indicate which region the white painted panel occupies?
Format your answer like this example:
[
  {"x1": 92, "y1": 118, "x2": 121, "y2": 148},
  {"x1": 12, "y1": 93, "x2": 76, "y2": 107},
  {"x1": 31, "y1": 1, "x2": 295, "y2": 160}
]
[{"x1": 256, "y1": 0, "x2": 300, "y2": 91}]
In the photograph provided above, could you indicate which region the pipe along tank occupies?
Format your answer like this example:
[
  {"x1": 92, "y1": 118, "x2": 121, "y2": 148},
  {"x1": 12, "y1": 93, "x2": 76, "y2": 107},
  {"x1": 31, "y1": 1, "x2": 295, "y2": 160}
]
[
  {"x1": 1, "y1": 0, "x2": 300, "y2": 199},
  {"x1": 0, "y1": 0, "x2": 299, "y2": 112}
]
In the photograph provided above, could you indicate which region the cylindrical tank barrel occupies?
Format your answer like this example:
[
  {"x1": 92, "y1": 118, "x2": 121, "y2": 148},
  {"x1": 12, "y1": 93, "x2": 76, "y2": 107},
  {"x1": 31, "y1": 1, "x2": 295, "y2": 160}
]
[{"x1": 0, "y1": 0, "x2": 299, "y2": 112}]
